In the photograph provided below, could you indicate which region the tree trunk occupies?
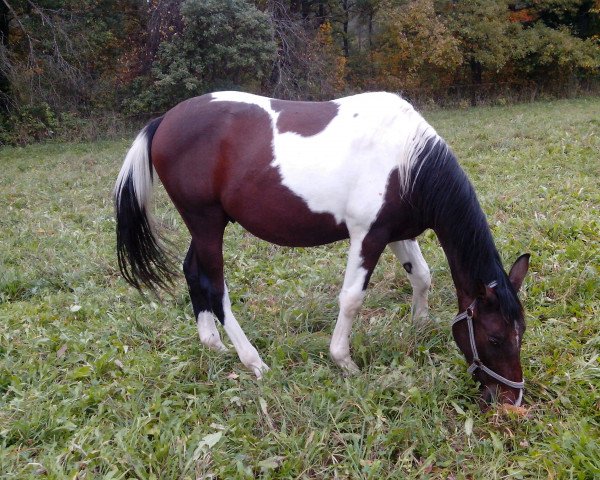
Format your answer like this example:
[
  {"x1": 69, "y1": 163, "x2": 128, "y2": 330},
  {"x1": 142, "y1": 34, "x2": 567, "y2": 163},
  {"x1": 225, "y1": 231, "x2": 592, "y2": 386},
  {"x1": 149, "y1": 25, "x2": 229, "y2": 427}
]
[
  {"x1": 469, "y1": 59, "x2": 483, "y2": 106},
  {"x1": 0, "y1": 1, "x2": 10, "y2": 112},
  {"x1": 342, "y1": 0, "x2": 349, "y2": 57}
]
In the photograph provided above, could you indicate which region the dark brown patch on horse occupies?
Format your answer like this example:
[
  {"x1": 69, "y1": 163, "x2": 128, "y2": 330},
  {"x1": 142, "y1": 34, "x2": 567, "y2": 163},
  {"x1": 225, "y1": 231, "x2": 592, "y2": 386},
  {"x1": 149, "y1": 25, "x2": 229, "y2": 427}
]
[
  {"x1": 271, "y1": 99, "x2": 338, "y2": 137},
  {"x1": 152, "y1": 95, "x2": 348, "y2": 248},
  {"x1": 359, "y1": 169, "x2": 427, "y2": 290}
]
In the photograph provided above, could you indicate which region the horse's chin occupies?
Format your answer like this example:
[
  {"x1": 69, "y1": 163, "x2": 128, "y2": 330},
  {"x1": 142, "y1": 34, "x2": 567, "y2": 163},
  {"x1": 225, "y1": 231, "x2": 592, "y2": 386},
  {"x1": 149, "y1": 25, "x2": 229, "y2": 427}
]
[{"x1": 478, "y1": 385, "x2": 523, "y2": 411}]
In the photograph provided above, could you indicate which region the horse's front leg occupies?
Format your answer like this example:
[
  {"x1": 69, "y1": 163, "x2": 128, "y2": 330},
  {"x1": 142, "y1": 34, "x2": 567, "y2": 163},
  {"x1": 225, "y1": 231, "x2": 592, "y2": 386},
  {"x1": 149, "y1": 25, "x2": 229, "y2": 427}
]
[
  {"x1": 388, "y1": 239, "x2": 431, "y2": 321},
  {"x1": 330, "y1": 231, "x2": 387, "y2": 373}
]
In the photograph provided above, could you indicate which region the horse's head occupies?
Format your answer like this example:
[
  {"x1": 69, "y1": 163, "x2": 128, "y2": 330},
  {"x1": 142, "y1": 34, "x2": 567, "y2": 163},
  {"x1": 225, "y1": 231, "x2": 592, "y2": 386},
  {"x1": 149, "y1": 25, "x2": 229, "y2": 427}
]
[{"x1": 452, "y1": 254, "x2": 530, "y2": 408}]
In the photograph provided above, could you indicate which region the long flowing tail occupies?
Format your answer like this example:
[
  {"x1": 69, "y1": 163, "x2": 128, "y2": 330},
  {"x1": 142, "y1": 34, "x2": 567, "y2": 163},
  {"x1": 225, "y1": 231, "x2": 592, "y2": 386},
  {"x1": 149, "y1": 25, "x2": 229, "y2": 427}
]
[{"x1": 113, "y1": 117, "x2": 176, "y2": 292}]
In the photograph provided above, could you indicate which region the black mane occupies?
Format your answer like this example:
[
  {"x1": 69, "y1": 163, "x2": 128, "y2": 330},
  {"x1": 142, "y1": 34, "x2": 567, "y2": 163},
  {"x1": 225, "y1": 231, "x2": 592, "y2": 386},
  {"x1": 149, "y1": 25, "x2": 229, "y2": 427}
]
[{"x1": 410, "y1": 137, "x2": 522, "y2": 322}]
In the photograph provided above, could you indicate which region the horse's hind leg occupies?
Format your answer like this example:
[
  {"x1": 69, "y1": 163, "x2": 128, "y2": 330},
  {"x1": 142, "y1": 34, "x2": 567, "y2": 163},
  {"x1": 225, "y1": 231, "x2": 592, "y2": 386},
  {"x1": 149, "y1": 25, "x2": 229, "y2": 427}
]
[
  {"x1": 221, "y1": 283, "x2": 269, "y2": 378},
  {"x1": 183, "y1": 244, "x2": 227, "y2": 352},
  {"x1": 330, "y1": 231, "x2": 388, "y2": 373},
  {"x1": 183, "y1": 210, "x2": 268, "y2": 378},
  {"x1": 388, "y1": 239, "x2": 431, "y2": 321}
]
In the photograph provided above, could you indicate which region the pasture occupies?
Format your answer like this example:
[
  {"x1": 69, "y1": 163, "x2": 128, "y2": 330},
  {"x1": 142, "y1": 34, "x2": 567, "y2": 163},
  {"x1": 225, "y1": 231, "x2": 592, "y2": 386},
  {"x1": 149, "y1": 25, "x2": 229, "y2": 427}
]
[{"x1": 1, "y1": 97, "x2": 599, "y2": 479}]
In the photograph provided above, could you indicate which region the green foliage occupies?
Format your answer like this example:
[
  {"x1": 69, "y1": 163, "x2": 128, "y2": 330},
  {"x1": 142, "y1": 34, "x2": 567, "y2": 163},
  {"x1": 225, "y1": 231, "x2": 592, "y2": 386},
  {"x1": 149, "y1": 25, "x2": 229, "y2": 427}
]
[
  {"x1": 1, "y1": 98, "x2": 599, "y2": 477},
  {"x1": 1, "y1": 0, "x2": 599, "y2": 143},
  {"x1": 0, "y1": 105, "x2": 134, "y2": 146},
  {"x1": 532, "y1": 0, "x2": 600, "y2": 34},
  {"x1": 128, "y1": 0, "x2": 276, "y2": 113},
  {"x1": 517, "y1": 23, "x2": 600, "y2": 80},
  {"x1": 0, "y1": 103, "x2": 58, "y2": 145},
  {"x1": 1, "y1": 0, "x2": 141, "y2": 111},
  {"x1": 444, "y1": 0, "x2": 519, "y2": 72}
]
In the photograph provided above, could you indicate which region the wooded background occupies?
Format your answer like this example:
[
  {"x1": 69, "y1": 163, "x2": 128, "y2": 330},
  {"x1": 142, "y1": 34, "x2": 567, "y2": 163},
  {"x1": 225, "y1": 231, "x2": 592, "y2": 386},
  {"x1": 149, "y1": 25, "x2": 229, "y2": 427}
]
[{"x1": 1, "y1": 0, "x2": 599, "y2": 144}]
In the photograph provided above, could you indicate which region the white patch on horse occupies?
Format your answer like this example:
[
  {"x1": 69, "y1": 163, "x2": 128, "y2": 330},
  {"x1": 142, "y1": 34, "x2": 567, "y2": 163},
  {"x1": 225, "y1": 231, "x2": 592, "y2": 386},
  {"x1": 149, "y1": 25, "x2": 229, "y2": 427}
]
[
  {"x1": 211, "y1": 91, "x2": 440, "y2": 231},
  {"x1": 388, "y1": 240, "x2": 431, "y2": 320},
  {"x1": 329, "y1": 232, "x2": 369, "y2": 373},
  {"x1": 197, "y1": 311, "x2": 228, "y2": 352},
  {"x1": 220, "y1": 283, "x2": 269, "y2": 378},
  {"x1": 514, "y1": 320, "x2": 520, "y2": 346}
]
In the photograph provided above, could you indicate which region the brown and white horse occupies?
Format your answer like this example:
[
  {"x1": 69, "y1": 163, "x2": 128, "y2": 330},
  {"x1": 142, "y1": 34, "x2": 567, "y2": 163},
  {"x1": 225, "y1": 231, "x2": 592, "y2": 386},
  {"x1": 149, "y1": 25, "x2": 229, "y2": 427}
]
[{"x1": 114, "y1": 91, "x2": 529, "y2": 406}]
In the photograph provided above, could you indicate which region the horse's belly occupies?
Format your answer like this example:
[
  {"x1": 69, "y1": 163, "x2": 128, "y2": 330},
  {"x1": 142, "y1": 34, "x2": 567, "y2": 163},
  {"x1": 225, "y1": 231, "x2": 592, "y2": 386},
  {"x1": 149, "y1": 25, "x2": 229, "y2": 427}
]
[{"x1": 222, "y1": 176, "x2": 350, "y2": 247}]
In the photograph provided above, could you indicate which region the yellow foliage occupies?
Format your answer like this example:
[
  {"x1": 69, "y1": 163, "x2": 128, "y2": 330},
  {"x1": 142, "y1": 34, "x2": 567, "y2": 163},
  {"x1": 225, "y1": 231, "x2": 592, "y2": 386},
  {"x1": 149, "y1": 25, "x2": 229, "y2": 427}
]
[
  {"x1": 316, "y1": 21, "x2": 347, "y2": 94},
  {"x1": 371, "y1": 0, "x2": 462, "y2": 91}
]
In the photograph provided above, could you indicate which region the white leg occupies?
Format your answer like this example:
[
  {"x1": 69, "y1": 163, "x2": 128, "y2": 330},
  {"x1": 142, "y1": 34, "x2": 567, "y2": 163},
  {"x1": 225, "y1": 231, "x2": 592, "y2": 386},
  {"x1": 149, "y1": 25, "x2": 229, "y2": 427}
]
[
  {"x1": 330, "y1": 236, "x2": 370, "y2": 374},
  {"x1": 388, "y1": 239, "x2": 431, "y2": 320},
  {"x1": 197, "y1": 311, "x2": 228, "y2": 352},
  {"x1": 221, "y1": 284, "x2": 269, "y2": 378}
]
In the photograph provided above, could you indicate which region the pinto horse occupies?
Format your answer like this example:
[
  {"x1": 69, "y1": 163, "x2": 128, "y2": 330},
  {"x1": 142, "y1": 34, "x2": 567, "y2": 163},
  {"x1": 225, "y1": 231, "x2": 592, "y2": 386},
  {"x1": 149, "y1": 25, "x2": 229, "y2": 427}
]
[{"x1": 114, "y1": 91, "x2": 529, "y2": 406}]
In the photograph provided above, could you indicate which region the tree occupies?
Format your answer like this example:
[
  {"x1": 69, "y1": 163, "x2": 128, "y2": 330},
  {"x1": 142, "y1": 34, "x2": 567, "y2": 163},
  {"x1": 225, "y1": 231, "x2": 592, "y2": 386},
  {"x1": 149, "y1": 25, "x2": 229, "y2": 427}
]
[
  {"x1": 128, "y1": 0, "x2": 276, "y2": 112},
  {"x1": 442, "y1": 0, "x2": 521, "y2": 86},
  {"x1": 515, "y1": 22, "x2": 600, "y2": 89},
  {"x1": 0, "y1": 0, "x2": 143, "y2": 112},
  {"x1": 1, "y1": 1, "x2": 10, "y2": 111},
  {"x1": 506, "y1": 1, "x2": 600, "y2": 91},
  {"x1": 371, "y1": 0, "x2": 462, "y2": 92},
  {"x1": 265, "y1": 0, "x2": 347, "y2": 99}
]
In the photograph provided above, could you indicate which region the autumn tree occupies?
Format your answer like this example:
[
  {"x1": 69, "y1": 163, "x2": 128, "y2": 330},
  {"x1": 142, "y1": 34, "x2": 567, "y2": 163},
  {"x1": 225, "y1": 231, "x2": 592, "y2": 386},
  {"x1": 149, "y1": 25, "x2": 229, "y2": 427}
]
[
  {"x1": 370, "y1": 0, "x2": 462, "y2": 93},
  {"x1": 264, "y1": 0, "x2": 347, "y2": 99},
  {"x1": 0, "y1": 0, "x2": 141, "y2": 111},
  {"x1": 0, "y1": 0, "x2": 144, "y2": 143}
]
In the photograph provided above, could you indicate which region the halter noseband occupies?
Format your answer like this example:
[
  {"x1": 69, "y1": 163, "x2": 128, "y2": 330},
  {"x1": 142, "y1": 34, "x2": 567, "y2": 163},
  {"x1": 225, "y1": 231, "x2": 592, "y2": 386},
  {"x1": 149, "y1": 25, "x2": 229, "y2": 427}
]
[{"x1": 452, "y1": 280, "x2": 524, "y2": 406}]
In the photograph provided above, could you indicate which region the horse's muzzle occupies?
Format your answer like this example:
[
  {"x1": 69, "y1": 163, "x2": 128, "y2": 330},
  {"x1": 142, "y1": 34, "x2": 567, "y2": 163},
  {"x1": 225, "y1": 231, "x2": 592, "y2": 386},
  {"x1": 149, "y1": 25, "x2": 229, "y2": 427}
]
[{"x1": 479, "y1": 383, "x2": 523, "y2": 410}]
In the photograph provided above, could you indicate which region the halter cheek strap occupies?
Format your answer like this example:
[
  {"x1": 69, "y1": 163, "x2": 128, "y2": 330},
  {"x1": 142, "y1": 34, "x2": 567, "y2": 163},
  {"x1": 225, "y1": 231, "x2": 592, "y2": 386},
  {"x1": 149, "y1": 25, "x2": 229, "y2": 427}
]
[{"x1": 452, "y1": 280, "x2": 524, "y2": 405}]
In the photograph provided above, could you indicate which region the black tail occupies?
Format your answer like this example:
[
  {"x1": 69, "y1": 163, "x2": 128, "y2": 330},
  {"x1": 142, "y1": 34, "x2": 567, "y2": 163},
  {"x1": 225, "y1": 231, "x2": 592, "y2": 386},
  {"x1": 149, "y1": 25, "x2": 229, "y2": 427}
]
[{"x1": 113, "y1": 117, "x2": 177, "y2": 292}]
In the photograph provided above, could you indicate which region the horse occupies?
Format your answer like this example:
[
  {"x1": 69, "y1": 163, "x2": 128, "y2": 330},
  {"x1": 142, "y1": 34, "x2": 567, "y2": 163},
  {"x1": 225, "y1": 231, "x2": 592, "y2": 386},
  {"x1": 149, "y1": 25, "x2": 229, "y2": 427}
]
[{"x1": 114, "y1": 91, "x2": 530, "y2": 406}]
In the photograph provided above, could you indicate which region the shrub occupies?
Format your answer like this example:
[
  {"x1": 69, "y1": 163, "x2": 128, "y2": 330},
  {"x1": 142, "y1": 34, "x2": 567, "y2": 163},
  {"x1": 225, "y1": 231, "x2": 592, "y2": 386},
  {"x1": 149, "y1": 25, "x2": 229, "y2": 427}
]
[
  {"x1": 0, "y1": 103, "x2": 58, "y2": 146},
  {"x1": 126, "y1": 0, "x2": 276, "y2": 113}
]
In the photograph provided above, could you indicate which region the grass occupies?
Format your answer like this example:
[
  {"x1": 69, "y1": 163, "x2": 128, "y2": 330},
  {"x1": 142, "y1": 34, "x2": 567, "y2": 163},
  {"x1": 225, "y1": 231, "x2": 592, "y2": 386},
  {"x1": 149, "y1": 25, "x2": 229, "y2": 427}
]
[{"x1": 1, "y1": 97, "x2": 599, "y2": 479}]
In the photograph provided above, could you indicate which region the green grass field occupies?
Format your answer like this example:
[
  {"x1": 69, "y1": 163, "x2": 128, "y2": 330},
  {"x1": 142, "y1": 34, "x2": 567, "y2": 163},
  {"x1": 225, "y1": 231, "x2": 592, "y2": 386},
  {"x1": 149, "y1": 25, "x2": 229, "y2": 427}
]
[{"x1": 1, "y1": 97, "x2": 599, "y2": 479}]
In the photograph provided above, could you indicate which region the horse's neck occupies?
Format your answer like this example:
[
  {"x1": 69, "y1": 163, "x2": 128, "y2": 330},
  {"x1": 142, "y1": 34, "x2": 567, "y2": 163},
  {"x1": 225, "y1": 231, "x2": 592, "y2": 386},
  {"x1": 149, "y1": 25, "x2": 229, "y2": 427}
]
[
  {"x1": 409, "y1": 137, "x2": 502, "y2": 310},
  {"x1": 433, "y1": 199, "x2": 501, "y2": 311}
]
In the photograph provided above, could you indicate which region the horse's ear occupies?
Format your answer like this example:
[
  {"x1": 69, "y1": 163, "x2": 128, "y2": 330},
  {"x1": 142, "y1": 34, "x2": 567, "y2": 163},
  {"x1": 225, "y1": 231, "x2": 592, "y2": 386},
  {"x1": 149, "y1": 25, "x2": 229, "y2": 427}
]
[{"x1": 509, "y1": 254, "x2": 530, "y2": 292}]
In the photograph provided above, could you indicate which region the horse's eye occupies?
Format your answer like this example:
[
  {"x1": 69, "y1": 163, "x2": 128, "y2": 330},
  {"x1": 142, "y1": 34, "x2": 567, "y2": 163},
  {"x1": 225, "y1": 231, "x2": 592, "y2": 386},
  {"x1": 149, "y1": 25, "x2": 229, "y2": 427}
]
[{"x1": 489, "y1": 337, "x2": 501, "y2": 346}]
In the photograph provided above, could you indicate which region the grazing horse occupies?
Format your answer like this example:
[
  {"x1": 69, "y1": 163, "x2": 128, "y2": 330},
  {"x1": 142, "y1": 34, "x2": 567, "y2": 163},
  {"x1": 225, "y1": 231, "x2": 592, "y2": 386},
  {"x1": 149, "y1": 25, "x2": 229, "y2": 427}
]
[{"x1": 114, "y1": 91, "x2": 529, "y2": 406}]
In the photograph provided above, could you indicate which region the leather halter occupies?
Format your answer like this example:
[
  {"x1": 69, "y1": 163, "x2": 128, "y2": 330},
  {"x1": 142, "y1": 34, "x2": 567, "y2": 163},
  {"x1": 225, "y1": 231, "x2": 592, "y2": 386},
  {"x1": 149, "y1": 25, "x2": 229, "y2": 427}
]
[{"x1": 452, "y1": 280, "x2": 524, "y2": 406}]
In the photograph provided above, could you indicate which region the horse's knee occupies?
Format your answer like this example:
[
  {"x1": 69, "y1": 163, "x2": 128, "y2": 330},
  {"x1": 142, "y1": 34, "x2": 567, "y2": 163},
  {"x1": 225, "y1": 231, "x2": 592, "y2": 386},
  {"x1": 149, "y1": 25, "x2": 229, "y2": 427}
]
[
  {"x1": 338, "y1": 289, "x2": 364, "y2": 318},
  {"x1": 409, "y1": 264, "x2": 430, "y2": 320},
  {"x1": 404, "y1": 252, "x2": 430, "y2": 292},
  {"x1": 413, "y1": 264, "x2": 431, "y2": 292}
]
